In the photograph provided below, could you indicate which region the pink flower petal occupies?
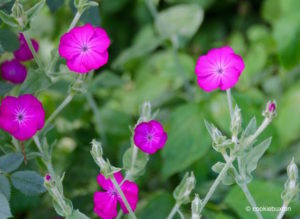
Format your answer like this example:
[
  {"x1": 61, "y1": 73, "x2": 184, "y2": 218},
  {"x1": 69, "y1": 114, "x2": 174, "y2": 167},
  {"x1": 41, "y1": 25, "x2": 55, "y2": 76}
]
[
  {"x1": 0, "y1": 59, "x2": 27, "y2": 84},
  {"x1": 197, "y1": 73, "x2": 221, "y2": 92},
  {"x1": 119, "y1": 181, "x2": 139, "y2": 214},
  {"x1": 94, "y1": 192, "x2": 118, "y2": 219},
  {"x1": 97, "y1": 172, "x2": 124, "y2": 190}
]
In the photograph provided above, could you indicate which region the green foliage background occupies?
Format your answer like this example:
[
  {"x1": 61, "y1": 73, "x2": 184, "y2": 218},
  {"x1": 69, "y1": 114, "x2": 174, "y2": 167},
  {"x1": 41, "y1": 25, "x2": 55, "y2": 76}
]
[{"x1": 0, "y1": 0, "x2": 300, "y2": 218}]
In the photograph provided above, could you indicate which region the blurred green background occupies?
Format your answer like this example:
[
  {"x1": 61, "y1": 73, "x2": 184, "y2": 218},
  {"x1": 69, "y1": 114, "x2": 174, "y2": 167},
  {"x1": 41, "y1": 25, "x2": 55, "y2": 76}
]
[{"x1": 1, "y1": 0, "x2": 300, "y2": 218}]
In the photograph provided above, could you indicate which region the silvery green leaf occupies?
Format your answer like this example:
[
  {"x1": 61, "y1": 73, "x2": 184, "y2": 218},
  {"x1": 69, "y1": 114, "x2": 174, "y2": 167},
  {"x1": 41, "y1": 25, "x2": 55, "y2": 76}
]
[
  {"x1": 26, "y1": 0, "x2": 45, "y2": 21},
  {"x1": 0, "y1": 192, "x2": 12, "y2": 219},
  {"x1": 211, "y1": 162, "x2": 225, "y2": 173},
  {"x1": 0, "y1": 28, "x2": 20, "y2": 52},
  {"x1": 0, "y1": 175, "x2": 10, "y2": 201},
  {"x1": 0, "y1": 153, "x2": 24, "y2": 173},
  {"x1": 11, "y1": 171, "x2": 46, "y2": 196},
  {"x1": 241, "y1": 117, "x2": 257, "y2": 140},
  {"x1": 123, "y1": 147, "x2": 149, "y2": 179},
  {"x1": 212, "y1": 162, "x2": 236, "y2": 185},
  {"x1": 245, "y1": 137, "x2": 272, "y2": 175},
  {"x1": 52, "y1": 197, "x2": 73, "y2": 217},
  {"x1": 67, "y1": 210, "x2": 89, "y2": 219},
  {"x1": 0, "y1": 11, "x2": 19, "y2": 27},
  {"x1": 155, "y1": 4, "x2": 203, "y2": 40}
]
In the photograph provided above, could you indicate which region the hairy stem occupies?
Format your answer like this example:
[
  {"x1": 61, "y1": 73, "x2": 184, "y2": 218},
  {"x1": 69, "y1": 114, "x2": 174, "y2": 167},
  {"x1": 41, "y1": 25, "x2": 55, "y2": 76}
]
[
  {"x1": 240, "y1": 183, "x2": 263, "y2": 219},
  {"x1": 116, "y1": 210, "x2": 123, "y2": 219},
  {"x1": 111, "y1": 174, "x2": 137, "y2": 219},
  {"x1": 44, "y1": 94, "x2": 74, "y2": 130},
  {"x1": 167, "y1": 203, "x2": 180, "y2": 219},
  {"x1": 199, "y1": 156, "x2": 235, "y2": 214},
  {"x1": 22, "y1": 32, "x2": 44, "y2": 70},
  {"x1": 276, "y1": 201, "x2": 289, "y2": 219}
]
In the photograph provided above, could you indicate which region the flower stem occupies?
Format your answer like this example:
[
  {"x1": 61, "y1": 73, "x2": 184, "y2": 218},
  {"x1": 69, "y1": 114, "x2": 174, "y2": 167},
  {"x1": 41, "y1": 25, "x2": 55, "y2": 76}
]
[
  {"x1": 44, "y1": 94, "x2": 74, "y2": 130},
  {"x1": 240, "y1": 183, "x2": 263, "y2": 219},
  {"x1": 22, "y1": 32, "x2": 44, "y2": 70},
  {"x1": 198, "y1": 156, "x2": 235, "y2": 214},
  {"x1": 226, "y1": 89, "x2": 233, "y2": 119},
  {"x1": 110, "y1": 174, "x2": 138, "y2": 219},
  {"x1": 166, "y1": 203, "x2": 180, "y2": 219},
  {"x1": 85, "y1": 92, "x2": 107, "y2": 145},
  {"x1": 116, "y1": 210, "x2": 123, "y2": 219},
  {"x1": 246, "y1": 118, "x2": 271, "y2": 144},
  {"x1": 277, "y1": 201, "x2": 288, "y2": 219},
  {"x1": 68, "y1": 11, "x2": 81, "y2": 31}
]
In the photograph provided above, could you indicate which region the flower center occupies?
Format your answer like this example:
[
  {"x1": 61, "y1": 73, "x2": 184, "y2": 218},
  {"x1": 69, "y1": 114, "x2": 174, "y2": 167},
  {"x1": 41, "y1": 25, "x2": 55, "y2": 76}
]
[
  {"x1": 217, "y1": 68, "x2": 223, "y2": 74},
  {"x1": 81, "y1": 45, "x2": 89, "y2": 53},
  {"x1": 146, "y1": 133, "x2": 153, "y2": 141},
  {"x1": 108, "y1": 189, "x2": 118, "y2": 196},
  {"x1": 17, "y1": 114, "x2": 24, "y2": 121}
]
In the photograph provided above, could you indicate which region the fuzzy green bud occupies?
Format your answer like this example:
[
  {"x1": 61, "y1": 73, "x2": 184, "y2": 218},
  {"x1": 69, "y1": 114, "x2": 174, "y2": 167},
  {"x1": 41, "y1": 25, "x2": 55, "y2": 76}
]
[
  {"x1": 191, "y1": 194, "x2": 202, "y2": 219},
  {"x1": 230, "y1": 105, "x2": 242, "y2": 138},
  {"x1": 173, "y1": 172, "x2": 196, "y2": 204}
]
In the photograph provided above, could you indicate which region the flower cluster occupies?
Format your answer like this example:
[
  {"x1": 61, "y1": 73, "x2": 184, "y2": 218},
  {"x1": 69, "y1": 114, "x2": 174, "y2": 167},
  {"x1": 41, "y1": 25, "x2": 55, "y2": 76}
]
[{"x1": 0, "y1": 33, "x2": 39, "y2": 84}]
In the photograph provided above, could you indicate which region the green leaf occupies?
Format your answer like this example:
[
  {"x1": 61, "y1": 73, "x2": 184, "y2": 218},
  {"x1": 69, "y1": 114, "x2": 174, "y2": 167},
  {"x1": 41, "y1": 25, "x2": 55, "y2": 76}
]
[
  {"x1": 212, "y1": 162, "x2": 236, "y2": 185},
  {"x1": 0, "y1": 11, "x2": 18, "y2": 27},
  {"x1": 162, "y1": 103, "x2": 210, "y2": 179},
  {"x1": 11, "y1": 171, "x2": 46, "y2": 196},
  {"x1": 241, "y1": 117, "x2": 256, "y2": 140},
  {"x1": 26, "y1": 0, "x2": 45, "y2": 21},
  {"x1": 123, "y1": 147, "x2": 149, "y2": 179},
  {"x1": 0, "y1": 153, "x2": 24, "y2": 173},
  {"x1": 244, "y1": 138, "x2": 272, "y2": 176},
  {"x1": 0, "y1": 192, "x2": 12, "y2": 219},
  {"x1": 80, "y1": 6, "x2": 100, "y2": 26},
  {"x1": 19, "y1": 69, "x2": 51, "y2": 94},
  {"x1": 67, "y1": 209, "x2": 89, "y2": 219},
  {"x1": 137, "y1": 191, "x2": 174, "y2": 219},
  {"x1": 275, "y1": 81, "x2": 300, "y2": 148},
  {"x1": 0, "y1": 175, "x2": 10, "y2": 201},
  {"x1": 0, "y1": 82, "x2": 14, "y2": 96},
  {"x1": 0, "y1": 28, "x2": 20, "y2": 52},
  {"x1": 155, "y1": 4, "x2": 204, "y2": 40}
]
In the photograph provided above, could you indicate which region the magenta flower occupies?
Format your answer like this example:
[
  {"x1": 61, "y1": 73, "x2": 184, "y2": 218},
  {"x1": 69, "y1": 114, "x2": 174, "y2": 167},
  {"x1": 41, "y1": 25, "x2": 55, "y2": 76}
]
[
  {"x1": 14, "y1": 33, "x2": 39, "y2": 62},
  {"x1": 0, "y1": 94, "x2": 45, "y2": 141},
  {"x1": 195, "y1": 46, "x2": 245, "y2": 92},
  {"x1": 0, "y1": 59, "x2": 27, "y2": 84},
  {"x1": 58, "y1": 23, "x2": 111, "y2": 74},
  {"x1": 94, "y1": 172, "x2": 138, "y2": 219},
  {"x1": 133, "y1": 120, "x2": 167, "y2": 154}
]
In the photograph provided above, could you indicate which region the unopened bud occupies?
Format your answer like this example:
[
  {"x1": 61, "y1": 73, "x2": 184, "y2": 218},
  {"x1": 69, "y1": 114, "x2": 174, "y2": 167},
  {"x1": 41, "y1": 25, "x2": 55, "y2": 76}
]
[
  {"x1": 90, "y1": 139, "x2": 109, "y2": 172},
  {"x1": 230, "y1": 105, "x2": 242, "y2": 137},
  {"x1": 191, "y1": 194, "x2": 202, "y2": 219},
  {"x1": 11, "y1": 0, "x2": 27, "y2": 29},
  {"x1": 174, "y1": 172, "x2": 196, "y2": 204},
  {"x1": 287, "y1": 158, "x2": 298, "y2": 182},
  {"x1": 263, "y1": 101, "x2": 277, "y2": 120},
  {"x1": 45, "y1": 174, "x2": 51, "y2": 182}
]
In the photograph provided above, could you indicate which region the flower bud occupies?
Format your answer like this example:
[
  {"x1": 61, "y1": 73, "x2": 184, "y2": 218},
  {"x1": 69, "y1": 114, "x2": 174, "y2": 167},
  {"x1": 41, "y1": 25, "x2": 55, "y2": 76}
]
[
  {"x1": 263, "y1": 101, "x2": 277, "y2": 120},
  {"x1": 11, "y1": 0, "x2": 27, "y2": 29},
  {"x1": 230, "y1": 105, "x2": 242, "y2": 138},
  {"x1": 173, "y1": 172, "x2": 196, "y2": 204},
  {"x1": 205, "y1": 121, "x2": 232, "y2": 152},
  {"x1": 281, "y1": 158, "x2": 299, "y2": 202},
  {"x1": 45, "y1": 174, "x2": 51, "y2": 182},
  {"x1": 191, "y1": 194, "x2": 202, "y2": 219}
]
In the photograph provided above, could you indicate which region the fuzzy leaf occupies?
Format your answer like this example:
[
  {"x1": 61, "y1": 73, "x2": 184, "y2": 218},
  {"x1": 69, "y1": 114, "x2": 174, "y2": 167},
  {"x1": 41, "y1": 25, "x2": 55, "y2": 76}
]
[
  {"x1": 241, "y1": 117, "x2": 257, "y2": 139},
  {"x1": 0, "y1": 153, "x2": 24, "y2": 173},
  {"x1": 123, "y1": 147, "x2": 149, "y2": 179},
  {"x1": 0, "y1": 175, "x2": 10, "y2": 201},
  {"x1": 0, "y1": 192, "x2": 12, "y2": 219},
  {"x1": 0, "y1": 11, "x2": 18, "y2": 27},
  {"x1": 245, "y1": 137, "x2": 272, "y2": 175},
  {"x1": 0, "y1": 28, "x2": 20, "y2": 52},
  {"x1": 155, "y1": 4, "x2": 203, "y2": 40},
  {"x1": 26, "y1": 0, "x2": 45, "y2": 21},
  {"x1": 212, "y1": 162, "x2": 236, "y2": 185},
  {"x1": 11, "y1": 171, "x2": 46, "y2": 196},
  {"x1": 67, "y1": 210, "x2": 89, "y2": 219}
]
